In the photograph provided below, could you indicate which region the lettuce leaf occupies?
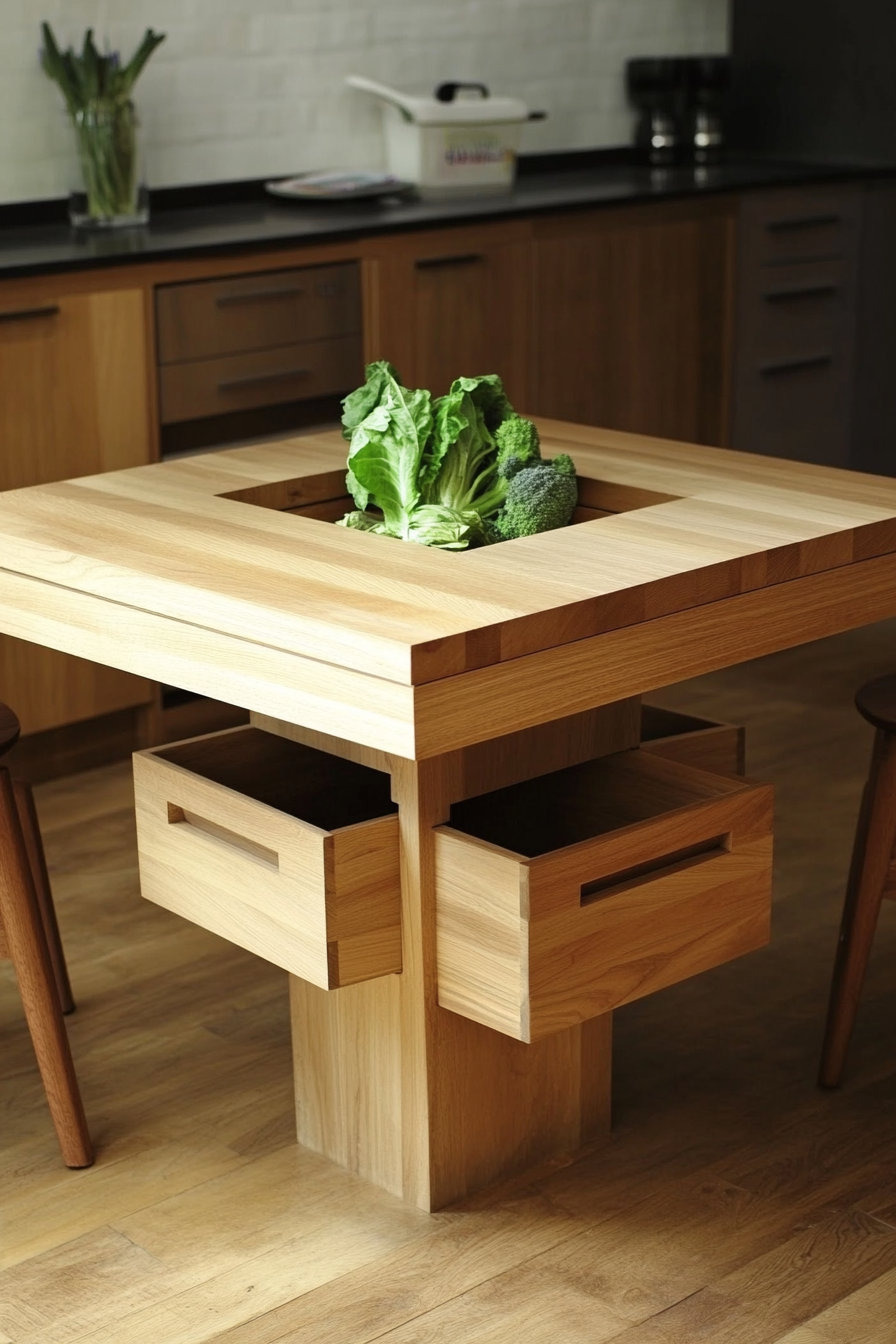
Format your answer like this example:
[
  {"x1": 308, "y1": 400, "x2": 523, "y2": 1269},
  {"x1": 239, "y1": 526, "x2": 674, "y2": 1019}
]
[{"x1": 344, "y1": 372, "x2": 434, "y2": 537}]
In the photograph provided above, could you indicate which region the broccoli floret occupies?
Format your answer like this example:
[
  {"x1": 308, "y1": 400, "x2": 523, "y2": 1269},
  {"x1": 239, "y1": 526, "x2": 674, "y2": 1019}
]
[
  {"x1": 494, "y1": 415, "x2": 541, "y2": 479},
  {"x1": 550, "y1": 453, "x2": 576, "y2": 477},
  {"x1": 492, "y1": 461, "x2": 578, "y2": 540}
]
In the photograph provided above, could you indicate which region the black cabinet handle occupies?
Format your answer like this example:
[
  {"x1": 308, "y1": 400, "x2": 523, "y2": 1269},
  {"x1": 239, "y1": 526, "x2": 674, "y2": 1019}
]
[
  {"x1": 217, "y1": 367, "x2": 311, "y2": 391},
  {"x1": 766, "y1": 213, "x2": 841, "y2": 232},
  {"x1": 0, "y1": 304, "x2": 60, "y2": 324},
  {"x1": 215, "y1": 286, "x2": 305, "y2": 307},
  {"x1": 760, "y1": 354, "x2": 833, "y2": 376},
  {"x1": 763, "y1": 284, "x2": 839, "y2": 303},
  {"x1": 415, "y1": 253, "x2": 485, "y2": 270}
]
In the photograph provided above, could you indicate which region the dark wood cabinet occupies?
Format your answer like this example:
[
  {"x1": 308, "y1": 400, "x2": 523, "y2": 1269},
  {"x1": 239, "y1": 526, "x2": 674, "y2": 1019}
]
[
  {"x1": 530, "y1": 198, "x2": 736, "y2": 446},
  {"x1": 729, "y1": 185, "x2": 862, "y2": 467}
]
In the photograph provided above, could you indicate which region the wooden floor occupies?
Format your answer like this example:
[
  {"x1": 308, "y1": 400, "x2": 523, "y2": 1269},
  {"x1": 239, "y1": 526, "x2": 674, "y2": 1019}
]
[{"x1": 2, "y1": 620, "x2": 896, "y2": 1344}]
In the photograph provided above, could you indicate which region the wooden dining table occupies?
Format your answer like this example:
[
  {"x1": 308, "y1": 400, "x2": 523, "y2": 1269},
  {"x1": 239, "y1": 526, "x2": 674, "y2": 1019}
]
[{"x1": 0, "y1": 418, "x2": 894, "y2": 1211}]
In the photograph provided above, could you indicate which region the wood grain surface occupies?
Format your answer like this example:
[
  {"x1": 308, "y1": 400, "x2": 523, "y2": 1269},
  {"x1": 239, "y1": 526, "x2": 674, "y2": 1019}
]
[
  {"x1": 3, "y1": 618, "x2": 895, "y2": 1343},
  {"x1": 0, "y1": 420, "x2": 893, "y2": 757}
]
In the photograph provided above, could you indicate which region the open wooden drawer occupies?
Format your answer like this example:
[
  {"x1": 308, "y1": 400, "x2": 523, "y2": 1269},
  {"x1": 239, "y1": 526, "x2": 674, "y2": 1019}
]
[
  {"x1": 434, "y1": 750, "x2": 772, "y2": 1042},
  {"x1": 133, "y1": 726, "x2": 401, "y2": 989},
  {"x1": 640, "y1": 703, "x2": 746, "y2": 775}
]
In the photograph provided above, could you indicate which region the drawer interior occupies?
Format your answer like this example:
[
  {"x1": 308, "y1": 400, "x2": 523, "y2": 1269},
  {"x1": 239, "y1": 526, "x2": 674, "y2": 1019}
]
[
  {"x1": 447, "y1": 749, "x2": 742, "y2": 858},
  {"x1": 155, "y1": 727, "x2": 396, "y2": 831}
]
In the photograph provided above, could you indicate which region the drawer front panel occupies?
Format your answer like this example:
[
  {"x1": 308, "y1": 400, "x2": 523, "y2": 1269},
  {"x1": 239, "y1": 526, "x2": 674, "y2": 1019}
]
[
  {"x1": 158, "y1": 334, "x2": 362, "y2": 423},
  {"x1": 743, "y1": 187, "x2": 861, "y2": 265},
  {"x1": 156, "y1": 263, "x2": 361, "y2": 363},
  {"x1": 133, "y1": 726, "x2": 401, "y2": 989},
  {"x1": 435, "y1": 753, "x2": 773, "y2": 1042}
]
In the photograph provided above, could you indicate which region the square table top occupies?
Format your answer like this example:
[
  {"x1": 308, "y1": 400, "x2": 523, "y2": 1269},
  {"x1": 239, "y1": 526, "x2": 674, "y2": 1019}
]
[{"x1": 1, "y1": 419, "x2": 894, "y2": 758}]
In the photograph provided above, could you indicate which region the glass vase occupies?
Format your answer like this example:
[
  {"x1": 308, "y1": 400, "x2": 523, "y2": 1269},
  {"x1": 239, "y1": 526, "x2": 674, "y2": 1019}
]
[{"x1": 68, "y1": 100, "x2": 149, "y2": 228}]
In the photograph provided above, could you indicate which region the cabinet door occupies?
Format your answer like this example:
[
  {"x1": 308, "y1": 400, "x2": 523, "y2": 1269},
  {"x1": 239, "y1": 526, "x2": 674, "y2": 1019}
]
[
  {"x1": 365, "y1": 222, "x2": 531, "y2": 406},
  {"x1": 0, "y1": 283, "x2": 154, "y2": 732},
  {"x1": 531, "y1": 200, "x2": 735, "y2": 446},
  {"x1": 0, "y1": 286, "x2": 153, "y2": 488}
]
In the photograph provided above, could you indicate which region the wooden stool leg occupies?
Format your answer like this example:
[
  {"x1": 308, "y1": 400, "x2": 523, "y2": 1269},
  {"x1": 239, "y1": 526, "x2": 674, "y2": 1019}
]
[
  {"x1": 819, "y1": 729, "x2": 896, "y2": 1088},
  {"x1": 13, "y1": 777, "x2": 75, "y2": 1014},
  {"x1": 0, "y1": 769, "x2": 93, "y2": 1167}
]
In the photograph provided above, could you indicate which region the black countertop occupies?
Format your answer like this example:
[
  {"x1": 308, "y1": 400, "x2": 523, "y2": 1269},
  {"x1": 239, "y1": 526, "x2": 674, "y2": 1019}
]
[{"x1": 1, "y1": 155, "x2": 891, "y2": 281}]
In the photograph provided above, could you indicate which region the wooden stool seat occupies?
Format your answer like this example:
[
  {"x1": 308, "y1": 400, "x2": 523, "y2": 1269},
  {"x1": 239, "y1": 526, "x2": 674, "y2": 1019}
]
[
  {"x1": 0, "y1": 702, "x2": 92, "y2": 1167},
  {"x1": 0, "y1": 703, "x2": 20, "y2": 757},
  {"x1": 855, "y1": 673, "x2": 896, "y2": 734},
  {"x1": 819, "y1": 673, "x2": 896, "y2": 1088}
]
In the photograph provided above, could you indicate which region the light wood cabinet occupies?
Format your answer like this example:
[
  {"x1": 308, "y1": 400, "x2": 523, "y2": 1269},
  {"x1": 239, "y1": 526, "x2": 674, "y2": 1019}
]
[
  {"x1": 0, "y1": 279, "x2": 154, "y2": 734},
  {"x1": 530, "y1": 198, "x2": 735, "y2": 446},
  {"x1": 365, "y1": 221, "x2": 531, "y2": 406}
]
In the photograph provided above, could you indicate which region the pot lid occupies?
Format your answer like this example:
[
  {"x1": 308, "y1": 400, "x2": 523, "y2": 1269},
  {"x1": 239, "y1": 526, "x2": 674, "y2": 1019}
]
[{"x1": 347, "y1": 74, "x2": 529, "y2": 125}]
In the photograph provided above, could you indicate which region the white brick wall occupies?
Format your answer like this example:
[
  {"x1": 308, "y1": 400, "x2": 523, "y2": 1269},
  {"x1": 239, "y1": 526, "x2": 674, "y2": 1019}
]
[{"x1": 0, "y1": 0, "x2": 730, "y2": 205}]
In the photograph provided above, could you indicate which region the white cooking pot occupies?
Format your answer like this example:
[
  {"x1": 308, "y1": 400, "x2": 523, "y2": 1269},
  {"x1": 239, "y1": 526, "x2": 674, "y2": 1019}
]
[{"x1": 347, "y1": 75, "x2": 542, "y2": 199}]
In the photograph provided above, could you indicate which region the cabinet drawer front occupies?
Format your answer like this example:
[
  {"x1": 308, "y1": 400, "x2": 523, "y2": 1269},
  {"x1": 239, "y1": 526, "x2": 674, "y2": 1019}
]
[
  {"x1": 158, "y1": 334, "x2": 362, "y2": 423},
  {"x1": 134, "y1": 726, "x2": 401, "y2": 988},
  {"x1": 743, "y1": 187, "x2": 861, "y2": 265},
  {"x1": 743, "y1": 258, "x2": 846, "y2": 363},
  {"x1": 435, "y1": 751, "x2": 773, "y2": 1042},
  {"x1": 733, "y1": 357, "x2": 851, "y2": 467},
  {"x1": 156, "y1": 263, "x2": 361, "y2": 363}
]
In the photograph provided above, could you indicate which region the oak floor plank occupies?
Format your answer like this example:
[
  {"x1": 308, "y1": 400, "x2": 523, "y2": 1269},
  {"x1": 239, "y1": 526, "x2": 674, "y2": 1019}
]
[
  {"x1": 199, "y1": 1195, "x2": 587, "y2": 1344},
  {"x1": 773, "y1": 1265, "x2": 896, "y2": 1343},
  {"x1": 594, "y1": 1210, "x2": 896, "y2": 1344}
]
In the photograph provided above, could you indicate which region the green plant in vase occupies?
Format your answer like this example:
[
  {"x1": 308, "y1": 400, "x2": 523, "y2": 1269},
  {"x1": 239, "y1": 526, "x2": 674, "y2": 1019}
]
[{"x1": 40, "y1": 22, "x2": 165, "y2": 226}]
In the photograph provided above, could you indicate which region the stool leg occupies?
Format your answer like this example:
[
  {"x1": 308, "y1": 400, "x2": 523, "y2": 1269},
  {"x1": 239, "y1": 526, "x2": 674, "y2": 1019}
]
[
  {"x1": 13, "y1": 777, "x2": 75, "y2": 1014},
  {"x1": 0, "y1": 769, "x2": 93, "y2": 1167},
  {"x1": 819, "y1": 729, "x2": 896, "y2": 1088}
]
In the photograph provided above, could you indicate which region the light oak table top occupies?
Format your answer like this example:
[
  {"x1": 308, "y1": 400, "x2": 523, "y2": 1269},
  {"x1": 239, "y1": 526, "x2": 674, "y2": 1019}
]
[{"x1": 0, "y1": 418, "x2": 894, "y2": 758}]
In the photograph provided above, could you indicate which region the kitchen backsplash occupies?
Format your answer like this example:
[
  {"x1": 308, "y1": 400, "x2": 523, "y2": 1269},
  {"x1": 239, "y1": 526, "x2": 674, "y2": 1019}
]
[{"x1": 0, "y1": 0, "x2": 730, "y2": 204}]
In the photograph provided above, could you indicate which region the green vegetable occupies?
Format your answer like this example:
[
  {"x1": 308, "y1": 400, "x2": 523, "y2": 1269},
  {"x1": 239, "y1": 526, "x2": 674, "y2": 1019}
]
[
  {"x1": 491, "y1": 457, "x2": 578, "y2": 540},
  {"x1": 40, "y1": 23, "x2": 166, "y2": 116},
  {"x1": 341, "y1": 369, "x2": 435, "y2": 537},
  {"x1": 494, "y1": 414, "x2": 542, "y2": 478},
  {"x1": 421, "y1": 376, "x2": 509, "y2": 521},
  {"x1": 338, "y1": 363, "x2": 577, "y2": 550}
]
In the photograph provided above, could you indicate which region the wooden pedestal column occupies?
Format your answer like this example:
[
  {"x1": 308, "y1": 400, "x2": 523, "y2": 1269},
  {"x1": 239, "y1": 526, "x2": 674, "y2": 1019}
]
[{"x1": 256, "y1": 698, "x2": 638, "y2": 1211}]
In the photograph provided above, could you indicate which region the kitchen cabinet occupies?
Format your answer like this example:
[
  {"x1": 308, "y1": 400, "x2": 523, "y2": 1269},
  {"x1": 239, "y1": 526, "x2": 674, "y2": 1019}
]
[
  {"x1": 365, "y1": 221, "x2": 531, "y2": 406},
  {"x1": 729, "y1": 185, "x2": 862, "y2": 467},
  {"x1": 530, "y1": 197, "x2": 735, "y2": 446},
  {"x1": 155, "y1": 262, "x2": 363, "y2": 424},
  {"x1": 0, "y1": 279, "x2": 154, "y2": 734}
]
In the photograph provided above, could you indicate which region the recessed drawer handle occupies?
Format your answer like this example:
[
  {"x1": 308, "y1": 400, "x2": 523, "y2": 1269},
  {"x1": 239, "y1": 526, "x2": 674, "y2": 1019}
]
[
  {"x1": 0, "y1": 304, "x2": 60, "y2": 324},
  {"x1": 415, "y1": 253, "x2": 485, "y2": 270},
  {"x1": 215, "y1": 286, "x2": 306, "y2": 306},
  {"x1": 763, "y1": 284, "x2": 839, "y2": 302},
  {"x1": 580, "y1": 834, "x2": 730, "y2": 906},
  {"x1": 217, "y1": 367, "x2": 311, "y2": 392},
  {"x1": 167, "y1": 802, "x2": 279, "y2": 869},
  {"x1": 766, "y1": 214, "x2": 841, "y2": 232},
  {"x1": 760, "y1": 354, "x2": 833, "y2": 376}
]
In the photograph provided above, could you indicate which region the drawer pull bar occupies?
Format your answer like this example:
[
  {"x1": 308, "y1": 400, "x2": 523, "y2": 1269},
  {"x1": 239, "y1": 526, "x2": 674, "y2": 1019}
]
[
  {"x1": 215, "y1": 287, "x2": 306, "y2": 306},
  {"x1": 415, "y1": 253, "x2": 485, "y2": 270},
  {"x1": 217, "y1": 367, "x2": 311, "y2": 392},
  {"x1": 766, "y1": 213, "x2": 841, "y2": 232},
  {"x1": 763, "y1": 283, "x2": 838, "y2": 303},
  {"x1": 760, "y1": 354, "x2": 833, "y2": 376},
  {"x1": 580, "y1": 834, "x2": 729, "y2": 906},
  {"x1": 0, "y1": 304, "x2": 60, "y2": 324},
  {"x1": 168, "y1": 802, "x2": 279, "y2": 869}
]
